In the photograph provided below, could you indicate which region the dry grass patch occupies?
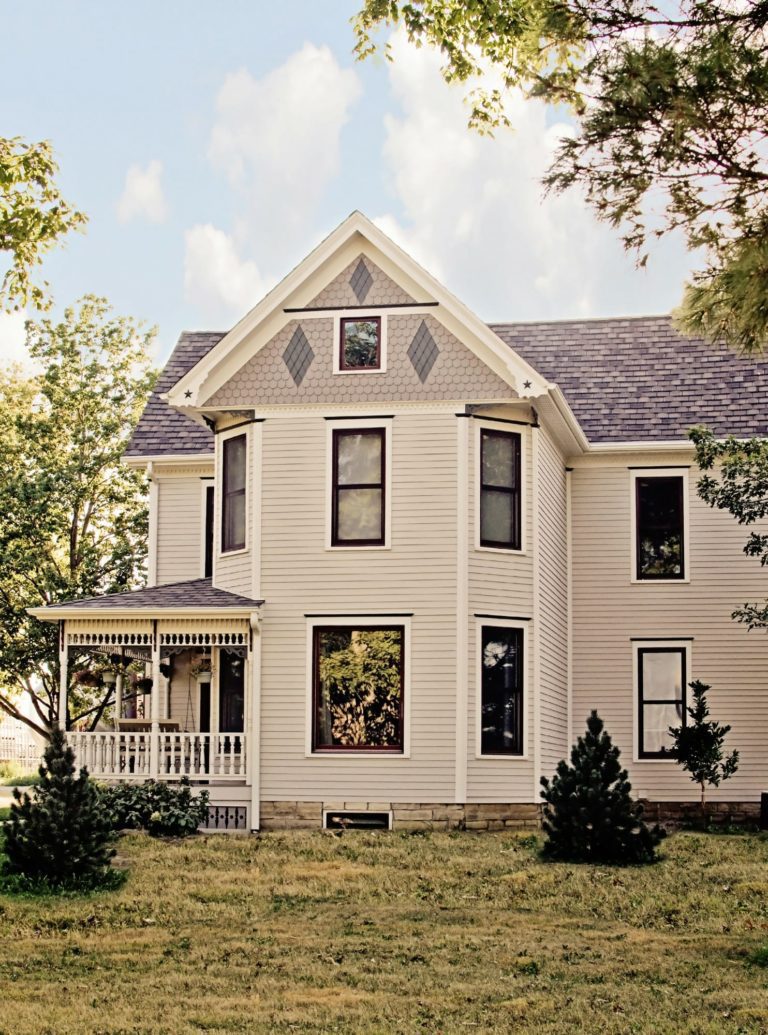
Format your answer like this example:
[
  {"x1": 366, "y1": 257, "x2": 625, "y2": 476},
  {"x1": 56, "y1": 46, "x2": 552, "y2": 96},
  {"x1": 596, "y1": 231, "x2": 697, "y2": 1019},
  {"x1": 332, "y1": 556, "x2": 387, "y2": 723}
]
[{"x1": 1, "y1": 830, "x2": 768, "y2": 1033}]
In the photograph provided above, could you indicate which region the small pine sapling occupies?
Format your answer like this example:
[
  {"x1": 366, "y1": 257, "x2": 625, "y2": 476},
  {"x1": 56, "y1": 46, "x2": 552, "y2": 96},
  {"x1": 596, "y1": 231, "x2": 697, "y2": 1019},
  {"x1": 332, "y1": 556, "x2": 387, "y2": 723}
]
[
  {"x1": 2, "y1": 727, "x2": 115, "y2": 889},
  {"x1": 540, "y1": 710, "x2": 665, "y2": 865},
  {"x1": 668, "y1": 680, "x2": 739, "y2": 817}
]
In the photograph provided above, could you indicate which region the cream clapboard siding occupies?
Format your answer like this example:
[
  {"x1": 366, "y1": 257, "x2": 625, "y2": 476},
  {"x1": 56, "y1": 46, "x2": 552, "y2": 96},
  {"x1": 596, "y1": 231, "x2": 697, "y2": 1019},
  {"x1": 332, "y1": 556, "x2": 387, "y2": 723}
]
[
  {"x1": 571, "y1": 453, "x2": 768, "y2": 801},
  {"x1": 466, "y1": 417, "x2": 536, "y2": 802},
  {"x1": 259, "y1": 410, "x2": 457, "y2": 803},
  {"x1": 214, "y1": 425, "x2": 255, "y2": 597},
  {"x1": 155, "y1": 474, "x2": 208, "y2": 585},
  {"x1": 536, "y1": 427, "x2": 569, "y2": 780}
]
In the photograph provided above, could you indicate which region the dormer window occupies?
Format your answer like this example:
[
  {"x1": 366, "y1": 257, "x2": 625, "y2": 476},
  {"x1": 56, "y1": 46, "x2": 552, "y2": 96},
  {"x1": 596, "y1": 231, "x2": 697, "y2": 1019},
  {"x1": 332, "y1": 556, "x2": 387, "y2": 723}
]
[{"x1": 340, "y1": 317, "x2": 381, "y2": 370}]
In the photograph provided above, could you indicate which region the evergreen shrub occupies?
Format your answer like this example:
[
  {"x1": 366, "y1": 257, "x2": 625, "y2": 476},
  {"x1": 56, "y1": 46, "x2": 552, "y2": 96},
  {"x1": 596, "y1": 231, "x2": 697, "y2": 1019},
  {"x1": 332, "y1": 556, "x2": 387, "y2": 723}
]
[{"x1": 540, "y1": 711, "x2": 665, "y2": 865}]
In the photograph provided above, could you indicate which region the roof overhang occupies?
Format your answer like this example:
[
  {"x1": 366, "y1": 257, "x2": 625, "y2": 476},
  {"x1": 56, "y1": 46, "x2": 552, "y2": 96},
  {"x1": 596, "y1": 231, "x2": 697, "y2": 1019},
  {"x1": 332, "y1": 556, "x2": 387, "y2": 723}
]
[
  {"x1": 29, "y1": 605, "x2": 263, "y2": 624},
  {"x1": 164, "y1": 212, "x2": 555, "y2": 418},
  {"x1": 124, "y1": 452, "x2": 214, "y2": 469}
]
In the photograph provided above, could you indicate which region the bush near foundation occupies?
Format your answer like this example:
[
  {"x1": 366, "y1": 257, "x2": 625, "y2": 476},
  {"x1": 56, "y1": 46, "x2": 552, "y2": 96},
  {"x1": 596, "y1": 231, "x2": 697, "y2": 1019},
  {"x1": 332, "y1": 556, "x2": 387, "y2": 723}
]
[
  {"x1": 2, "y1": 727, "x2": 117, "y2": 891},
  {"x1": 540, "y1": 711, "x2": 665, "y2": 865},
  {"x1": 99, "y1": 779, "x2": 209, "y2": 837}
]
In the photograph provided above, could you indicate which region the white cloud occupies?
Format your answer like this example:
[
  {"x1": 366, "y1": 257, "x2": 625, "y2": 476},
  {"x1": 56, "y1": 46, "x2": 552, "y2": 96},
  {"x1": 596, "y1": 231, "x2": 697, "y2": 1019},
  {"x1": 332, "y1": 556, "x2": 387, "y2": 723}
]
[
  {"x1": 117, "y1": 160, "x2": 168, "y2": 224},
  {"x1": 183, "y1": 43, "x2": 361, "y2": 322},
  {"x1": 0, "y1": 309, "x2": 32, "y2": 369},
  {"x1": 184, "y1": 224, "x2": 272, "y2": 323},
  {"x1": 375, "y1": 33, "x2": 694, "y2": 321}
]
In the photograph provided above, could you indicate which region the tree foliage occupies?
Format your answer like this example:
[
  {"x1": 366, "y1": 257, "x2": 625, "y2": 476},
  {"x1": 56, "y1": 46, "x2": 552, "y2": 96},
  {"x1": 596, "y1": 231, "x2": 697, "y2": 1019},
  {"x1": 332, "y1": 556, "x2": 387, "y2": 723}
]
[
  {"x1": 690, "y1": 426, "x2": 768, "y2": 628},
  {"x1": 0, "y1": 136, "x2": 86, "y2": 312},
  {"x1": 354, "y1": 0, "x2": 768, "y2": 352},
  {"x1": 540, "y1": 710, "x2": 665, "y2": 864},
  {"x1": 668, "y1": 679, "x2": 738, "y2": 809},
  {"x1": 0, "y1": 297, "x2": 156, "y2": 736},
  {"x1": 2, "y1": 727, "x2": 115, "y2": 889}
]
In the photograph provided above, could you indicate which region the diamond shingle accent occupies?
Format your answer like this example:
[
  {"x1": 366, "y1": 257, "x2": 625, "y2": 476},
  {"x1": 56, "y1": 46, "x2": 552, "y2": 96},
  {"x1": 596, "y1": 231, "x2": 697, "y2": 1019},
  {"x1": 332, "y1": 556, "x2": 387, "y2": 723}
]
[
  {"x1": 282, "y1": 325, "x2": 314, "y2": 386},
  {"x1": 407, "y1": 320, "x2": 440, "y2": 383},
  {"x1": 349, "y1": 258, "x2": 373, "y2": 304}
]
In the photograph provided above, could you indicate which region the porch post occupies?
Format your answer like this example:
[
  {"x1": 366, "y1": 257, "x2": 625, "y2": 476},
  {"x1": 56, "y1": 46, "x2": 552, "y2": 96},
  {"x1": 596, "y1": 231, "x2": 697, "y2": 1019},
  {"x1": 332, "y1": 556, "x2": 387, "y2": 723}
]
[
  {"x1": 58, "y1": 620, "x2": 68, "y2": 732},
  {"x1": 114, "y1": 671, "x2": 123, "y2": 731},
  {"x1": 249, "y1": 611, "x2": 262, "y2": 832},
  {"x1": 149, "y1": 619, "x2": 160, "y2": 777}
]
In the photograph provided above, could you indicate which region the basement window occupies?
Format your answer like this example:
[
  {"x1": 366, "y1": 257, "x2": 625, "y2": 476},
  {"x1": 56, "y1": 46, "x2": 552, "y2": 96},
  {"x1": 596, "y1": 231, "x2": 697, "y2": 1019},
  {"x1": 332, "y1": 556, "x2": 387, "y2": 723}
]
[{"x1": 323, "y1": 810, "x2": 392, "y2": 830}]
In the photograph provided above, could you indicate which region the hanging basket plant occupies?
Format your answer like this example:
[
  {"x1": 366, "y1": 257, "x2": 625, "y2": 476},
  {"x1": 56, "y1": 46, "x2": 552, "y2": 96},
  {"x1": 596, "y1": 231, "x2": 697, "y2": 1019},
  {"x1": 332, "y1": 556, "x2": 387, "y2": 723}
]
[
  {"x1": 132, "y1": 675, "x2": 153, "y2": 695},
  {"x1": 101, "y1": 670, "x2": 118, "y2": 687},
  {"x1": 73, "y1": 668, "x2": 103, "y2": 689},
  {"x1": 190, "y1": 655, "x2": 213, "y2": 685}
]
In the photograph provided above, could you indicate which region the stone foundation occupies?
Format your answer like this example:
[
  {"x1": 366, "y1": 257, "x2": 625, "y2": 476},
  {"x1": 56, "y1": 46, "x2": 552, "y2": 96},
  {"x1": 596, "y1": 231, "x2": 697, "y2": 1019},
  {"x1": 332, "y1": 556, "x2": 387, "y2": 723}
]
[
  {"x1": 640, "y1": 800, "x2": 761, "y2": 828},
  {"x1": 259, "y1": 800, "x2": 542, "y2": 832}
]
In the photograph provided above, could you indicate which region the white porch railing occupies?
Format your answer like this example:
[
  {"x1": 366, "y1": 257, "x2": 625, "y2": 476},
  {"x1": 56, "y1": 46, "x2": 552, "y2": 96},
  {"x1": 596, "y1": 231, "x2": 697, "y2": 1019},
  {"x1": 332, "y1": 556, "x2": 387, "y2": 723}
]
[{"x1": 67, "y1": 731, "x2": 247, "y2": 782}]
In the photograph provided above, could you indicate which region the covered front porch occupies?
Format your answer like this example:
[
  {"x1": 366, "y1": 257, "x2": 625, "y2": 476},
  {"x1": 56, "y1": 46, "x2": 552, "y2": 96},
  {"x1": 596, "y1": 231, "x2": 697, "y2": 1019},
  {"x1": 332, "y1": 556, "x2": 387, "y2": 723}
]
[{"x1": 30, "y1": 579, "x2": 263, "y2": 786}]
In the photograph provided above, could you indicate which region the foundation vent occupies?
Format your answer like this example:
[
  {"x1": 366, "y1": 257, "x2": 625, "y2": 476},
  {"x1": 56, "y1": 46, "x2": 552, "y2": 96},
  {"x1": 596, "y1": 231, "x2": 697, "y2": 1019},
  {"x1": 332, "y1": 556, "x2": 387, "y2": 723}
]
[{"x1": 206, "y1": 805, "x2": 248, "y2": 831}]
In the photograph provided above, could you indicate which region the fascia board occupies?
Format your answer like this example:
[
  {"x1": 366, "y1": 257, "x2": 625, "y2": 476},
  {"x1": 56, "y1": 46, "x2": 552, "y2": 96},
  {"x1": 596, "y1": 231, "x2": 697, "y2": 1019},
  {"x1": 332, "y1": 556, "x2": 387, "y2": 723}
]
[{"x1": 28, "y1": 606, "x2": 262, "y2": 623}]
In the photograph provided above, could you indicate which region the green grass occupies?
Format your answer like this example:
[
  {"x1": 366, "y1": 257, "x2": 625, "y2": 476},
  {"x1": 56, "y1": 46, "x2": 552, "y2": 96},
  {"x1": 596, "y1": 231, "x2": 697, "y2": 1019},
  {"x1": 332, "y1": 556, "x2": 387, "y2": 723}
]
[{"x1": 1, "y1": 830, "x2": 768, "y2": 1033}]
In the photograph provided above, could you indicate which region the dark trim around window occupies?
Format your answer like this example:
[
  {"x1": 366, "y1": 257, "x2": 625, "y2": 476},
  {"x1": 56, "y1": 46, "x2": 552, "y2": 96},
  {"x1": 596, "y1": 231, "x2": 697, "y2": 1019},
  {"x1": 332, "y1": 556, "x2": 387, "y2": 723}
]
[
  {"x1": 637, "y1": 646, "x2": 687, "y2": 759},
  {"x1": 312, "y1": 624, "x2": 405, "y2": 752},
  {"x1": 480, "y1": 428, "x2": 522, "y2": 550},
  {"x1": 635, "y1": 475, "x2": 685, "y2": 580},
  {"x1": 204, "y1": 484, "x2": 215, "y2": 577},
  {"x1": 221, "y1": 433, "x2": 247, "y2": 553},
  {"x1": 339, "y1": 316, "x2": 382, "y2": 371},
  {"x1": 331, "y1": 428, "x2": 386, "y2": 547},
  {"x1": 480, "y1": 625, "x2": 524, "y2": 756}
]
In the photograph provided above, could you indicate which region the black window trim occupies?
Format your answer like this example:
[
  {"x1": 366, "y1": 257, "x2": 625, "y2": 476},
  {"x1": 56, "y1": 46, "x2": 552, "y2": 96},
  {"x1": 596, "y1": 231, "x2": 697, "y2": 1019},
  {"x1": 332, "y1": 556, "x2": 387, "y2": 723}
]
[
  {"x1": 221, "y1": 432, "x2": 247, "y2": 554},
  {"x1": 634, "y1": 472, "x2": 686, "y2": 582},
  {"x1": 339, "y1": 315, "x2": 383, "y2": 372},
  {"x1": 479, "y1": 427, "x2": 522, "y2": 551},
  {"x1": 331, "y1": 427, "x2": 386, "y2": 547},
  {"x1": 478, "y1": 621, "x2": 525, "y2": 758},
  {"x1": 637, "y1": 645, "x2": 687, "y2": 760}
]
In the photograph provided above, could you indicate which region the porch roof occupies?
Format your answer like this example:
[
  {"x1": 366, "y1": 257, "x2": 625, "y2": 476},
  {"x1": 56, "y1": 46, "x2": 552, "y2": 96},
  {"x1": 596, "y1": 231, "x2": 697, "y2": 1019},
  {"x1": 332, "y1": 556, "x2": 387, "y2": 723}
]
[{"x1": 29, "y1": 578, "x2": 264, "y2": 622}]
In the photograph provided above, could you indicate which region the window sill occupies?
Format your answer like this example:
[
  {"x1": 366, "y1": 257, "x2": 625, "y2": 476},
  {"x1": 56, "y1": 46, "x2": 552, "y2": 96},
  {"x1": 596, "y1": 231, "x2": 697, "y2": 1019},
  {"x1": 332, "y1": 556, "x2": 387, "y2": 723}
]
[
  {"x1": 475, "y1": 545, "x2": 527, "y2": 557},
  {"x1": 325, "y1": 544, "x2": 391, "y2": 552},
  {"x1": 475, "y1": 753, "x2": 528, "y2": 761},
  {"x1": 219, "y1": 546, "x2": 249, "y2": 558},
  {"x1": 333, "y1": 368, "x2": 387, "y2": 376},
  {"x1": 630, "y1": 577, "x2": 690, "y2": 585},
  {"x1": 306, "y1": 750, "x2": 410, "y2": 759}
]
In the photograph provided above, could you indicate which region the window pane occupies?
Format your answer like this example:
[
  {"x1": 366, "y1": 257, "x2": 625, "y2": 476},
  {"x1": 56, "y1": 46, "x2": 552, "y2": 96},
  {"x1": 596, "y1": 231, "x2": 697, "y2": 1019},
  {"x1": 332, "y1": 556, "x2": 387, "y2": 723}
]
[
  {"x1": 224, "y1": 493, "x2": 245, "y2": 551},
  {"x1": 482, "y1": 431, "x2": 516, "y2": 488},
  {"x1": 643, "y1": 702, "x2": 684, "y2": 755},
  {"x1": 219, "y1": 651, "x2": 245, "y2": 733},
  {"x1": 481, "y1": 489, "x2": 514, "y2": 545},
  {"x1": 642, "y1": 651, "x2": 683, "y2": 702},
  {"x1": 315, "y1": 628, "x2": 403, "y2": 749},
  {"x1": 343, "y1": 320, "x2": 379, "y2": 368},
  {"x1": 481, "y1": 627, "x2": 523, "y2": 754},
  {"x1": 637, "y1": 477, "x2": 683, "y2": 577},
  {"x1": 337, "y1": 488, "x2": 382, "y2": 541},
  {"x1": 337, "y1": 432, "x2": 382, "y2": 485},
  {"x1": 224, "y1": 435, "x2": 247, "y2": 493}
]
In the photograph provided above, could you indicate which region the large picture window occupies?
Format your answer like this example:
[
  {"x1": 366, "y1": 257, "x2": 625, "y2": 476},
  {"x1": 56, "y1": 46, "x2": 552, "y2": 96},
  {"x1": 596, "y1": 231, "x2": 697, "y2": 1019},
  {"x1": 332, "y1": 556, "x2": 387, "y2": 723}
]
[
  {"x1": 638, "y1": 647, "x2": 686, "y2": 758},
  {"x1": 480, "y1": 625, "x2": 524, "y2": 755},
  {"x1": 312, "y1": 626, "x2": 404, "y2": 752},
  {"x1": 635, "y1": 475, "x2": 685, "y2": 579},
  {"x1": 332, "y1": 428, "x2": 385, "y2": 546},
  {"x1": 221, "y1": 434, "x2": 247, "y2": 553},
  {"x1": 480, "y1": 429, "x2": 521, "y2": 550}
]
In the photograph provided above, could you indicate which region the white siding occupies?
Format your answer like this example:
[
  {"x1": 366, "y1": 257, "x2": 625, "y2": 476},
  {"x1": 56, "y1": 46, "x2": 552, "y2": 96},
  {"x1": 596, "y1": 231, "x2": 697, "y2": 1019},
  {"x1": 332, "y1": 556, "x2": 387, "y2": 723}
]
[
  {"x1": 571, "y1": 455, "x2": 768, "y2": 801},
  {"x1": 259, "y1": 411, "x2": 458, "y2": 803},
  {"x1": 156, "y1": 475, "x2": 207, "y2": 585}
]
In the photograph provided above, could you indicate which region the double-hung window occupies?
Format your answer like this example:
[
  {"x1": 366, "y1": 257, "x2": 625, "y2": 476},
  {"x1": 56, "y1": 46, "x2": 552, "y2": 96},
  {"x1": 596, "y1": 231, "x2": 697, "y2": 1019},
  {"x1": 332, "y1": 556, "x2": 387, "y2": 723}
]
[
  {"x1": 312, "y1": 625, "x2": 405, "y2": 752},
  {"x1": 222, "y1": 433, "x2": 247, "y2": 553},
  {"x1": 331, "y1": 428, "x2": 385, "y2": 546},
  {"x1": 637, "y1": 646, "x2": 687, "y2": 758},
  {"x1": 479, "y1": 625, "x2": 524, "y2": 755},
  {"x1": 479, "y1": 429, "x2": 522, "y2": 550},
  {"x1": 634, "y1": 474, "x2": 686, "y2": 580}
]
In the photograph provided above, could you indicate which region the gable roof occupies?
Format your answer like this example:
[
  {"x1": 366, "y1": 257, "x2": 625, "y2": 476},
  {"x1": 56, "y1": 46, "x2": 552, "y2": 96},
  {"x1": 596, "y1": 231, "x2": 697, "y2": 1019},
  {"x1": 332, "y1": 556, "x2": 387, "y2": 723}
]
[{"x1": 126, "y1": 317, "x2": 768, "y2": 459}]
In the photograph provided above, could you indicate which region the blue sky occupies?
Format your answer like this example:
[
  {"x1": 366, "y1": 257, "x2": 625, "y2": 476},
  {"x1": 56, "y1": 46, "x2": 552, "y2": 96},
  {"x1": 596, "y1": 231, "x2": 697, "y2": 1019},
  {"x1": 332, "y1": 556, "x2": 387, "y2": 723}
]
[{"x1": 0, "y1": 1, "x2": 696, "y2": 365}]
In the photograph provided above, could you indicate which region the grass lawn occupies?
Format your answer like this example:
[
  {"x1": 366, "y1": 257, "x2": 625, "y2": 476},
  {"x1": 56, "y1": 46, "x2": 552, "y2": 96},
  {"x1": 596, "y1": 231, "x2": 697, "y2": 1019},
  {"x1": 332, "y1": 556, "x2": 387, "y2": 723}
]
[{"x1": 1, "y1": 830, "x2": 768, "y2": 1033}]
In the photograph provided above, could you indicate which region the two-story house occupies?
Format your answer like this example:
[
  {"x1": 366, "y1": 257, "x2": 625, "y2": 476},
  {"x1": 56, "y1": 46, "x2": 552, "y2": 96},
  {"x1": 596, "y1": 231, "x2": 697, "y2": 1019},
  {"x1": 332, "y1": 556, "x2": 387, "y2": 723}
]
[{"x1": 32, "y1": 212, "x2": 768, "y2": 831}]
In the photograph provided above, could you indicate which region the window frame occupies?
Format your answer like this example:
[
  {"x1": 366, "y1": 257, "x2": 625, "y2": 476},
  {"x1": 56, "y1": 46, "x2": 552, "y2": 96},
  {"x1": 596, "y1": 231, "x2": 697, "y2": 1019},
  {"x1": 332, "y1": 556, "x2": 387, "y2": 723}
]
[
  {"x1": 220, "y1": 429, "x2": 249, "y2": 556},
  {"x1": 475, "y1": 423, "x2": 525, "y2": 553},
  {"x1": 306, "y1": 616, "x2": 411, "y2": 757},
  {"x1": 634, "y1": 641, "x2": 690, "y2": 761},
  {"x1": 332, "y1": 312, "x2": 388, "y2": 374},
  {"x1": 475, "y1": 618, "x2": 528, "y2": 759},
  {"x1": 630, "y1": 468, "x2": 689, "y2": 583},
  {"x1": 326, "y1": 419, "x2": 392, "y2": 550}
]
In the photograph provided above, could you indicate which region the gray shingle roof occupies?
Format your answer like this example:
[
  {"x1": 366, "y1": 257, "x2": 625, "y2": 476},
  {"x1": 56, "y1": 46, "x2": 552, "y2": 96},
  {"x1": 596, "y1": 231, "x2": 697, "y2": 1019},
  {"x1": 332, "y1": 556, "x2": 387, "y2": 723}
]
[
  {"x1": 125, "y1": 317, "x2": 768, "y2": 454},
  {"x1": 125, "y1": 333, "x2": 222, "y2": 457},
  {"x1": 492, "y1": 316, "x2": 768, "y2": 443},
  {"x1": 51, "y1": 578, "x2": 261, "y2": 610}
]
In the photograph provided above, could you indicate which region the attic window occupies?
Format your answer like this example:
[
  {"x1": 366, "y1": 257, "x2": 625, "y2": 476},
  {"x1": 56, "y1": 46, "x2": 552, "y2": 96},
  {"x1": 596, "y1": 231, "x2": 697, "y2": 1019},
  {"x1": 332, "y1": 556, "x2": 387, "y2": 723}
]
[{"x1": 340, "y1": 317, "x2": 381, "y2": 370}]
